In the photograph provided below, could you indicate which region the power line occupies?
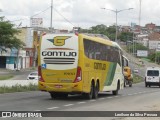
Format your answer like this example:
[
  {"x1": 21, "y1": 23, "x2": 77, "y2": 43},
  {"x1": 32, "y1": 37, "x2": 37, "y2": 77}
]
[
  {"x1": 3, "y1": 5, "x2": 75, "y2": 28},
  {"x1": 10, "y1": 18, "x2": 27, "y2": 22},
  {"x1": 31, "y1": 6, "x2": 50, "y2": 18},
  {"x1": 9, "y1": 6, "x2": 51, "y2": 23},
  {"x1": 53, "y1": 7, "x2": 75, "y2": 27}
]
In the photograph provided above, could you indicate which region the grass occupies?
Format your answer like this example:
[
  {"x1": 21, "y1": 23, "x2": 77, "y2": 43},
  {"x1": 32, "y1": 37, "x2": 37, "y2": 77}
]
[
  {"x1": 141, "y1": 58, "x2": 151, "y2": 62},
  {"x1": 0, "y1": 84, "x2": 38, "y2": 94},
  {"x1": 0, "y1": 75, "x2": 14, "y2": 80},
  {"x1": 133, "y1": 74, "x2": 143, "y2": 84}
]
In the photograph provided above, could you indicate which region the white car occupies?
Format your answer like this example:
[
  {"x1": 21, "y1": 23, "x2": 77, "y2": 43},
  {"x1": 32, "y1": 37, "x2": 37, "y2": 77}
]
[
  {"x1": 27, "y1": 71, "x2": 38, "y2": 80},
  {"x1": 145, "y1": 67, "x2": 160, "y2": 87}
]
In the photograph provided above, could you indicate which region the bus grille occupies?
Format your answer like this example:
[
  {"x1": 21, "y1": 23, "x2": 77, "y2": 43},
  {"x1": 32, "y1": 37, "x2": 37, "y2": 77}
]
[{"x1": 43, "y1": 57, "x2": 75, "y2": 64}]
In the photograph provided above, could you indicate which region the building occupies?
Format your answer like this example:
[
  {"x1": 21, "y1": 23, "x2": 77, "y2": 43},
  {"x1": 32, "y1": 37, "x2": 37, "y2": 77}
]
[
  {"x1": 148, "y1": 32, "x2": 160, "y2": 50},
  {"x1": 137, "y1": 34, "x2": 148, "y2": 47},
  {"x1": 145, "y1": 23, "x2": 156, "y2": 31},
  {"x1": 0, "y1": 27, "x2": 43, "y2": 70},
  {"x1": 120, "y1": 26, "x2": 131, "y2": 32}
]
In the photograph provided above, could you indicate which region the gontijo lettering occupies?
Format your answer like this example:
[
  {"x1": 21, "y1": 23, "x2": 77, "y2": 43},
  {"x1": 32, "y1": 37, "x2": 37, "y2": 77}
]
[
  {"x1": 94, "y1": 62, "x2": 106, "y2": 70},
  {"x1": 42, "y1": 51, "x2": 77, "y2": 57}
]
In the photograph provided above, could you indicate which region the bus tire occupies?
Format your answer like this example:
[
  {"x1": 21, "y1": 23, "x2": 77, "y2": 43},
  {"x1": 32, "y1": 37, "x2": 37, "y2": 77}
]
[
  {"x1": 60, "y1": 93, "x2": 68, "y2": 98},
  {"x1": 93, "y1": 81, "x2": 99, "y2": 99},
  {"x1": 112, "y1": 81, "x2": 120, "y2": 95},
  {"x1": 50, "y1": 92, "x2": 68, "y2": 99},
  {"x1": 50, "y1": 92, "x2": 58, "y2": 99},
  {"x1": 84, "y1": 82, "x2": 94, "y2": 99}
]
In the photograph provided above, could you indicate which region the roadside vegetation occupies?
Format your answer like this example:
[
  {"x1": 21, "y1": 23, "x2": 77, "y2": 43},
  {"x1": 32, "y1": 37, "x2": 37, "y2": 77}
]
[
  {"x1": 133, "y1": 74, "x2": 143, "y2": 84},
  {"x1": 0, "y1": 75, "x2": 14, "y2": 80},
  {"x1": 0, "y1": 84, "x2": 38, "y2": 94}
]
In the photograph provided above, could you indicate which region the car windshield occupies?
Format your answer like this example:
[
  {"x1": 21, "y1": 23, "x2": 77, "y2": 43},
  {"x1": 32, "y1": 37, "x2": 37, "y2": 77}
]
[
  {"x1": 147, "y1": 70, "x2": 159, "y2": 76},
  {"x1": 30, "y1": 72, "x2": 38, "y2": 76}
]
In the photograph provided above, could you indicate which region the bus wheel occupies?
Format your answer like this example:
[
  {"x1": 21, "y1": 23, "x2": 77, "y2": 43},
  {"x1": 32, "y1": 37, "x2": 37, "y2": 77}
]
[
  {"x1": 84, "y1": 82, "x2": 94, "y2": 99},
  {"x1": 112, "y1": 81, "x2": 120, "y2": 95},
  {"x1": 50, "y1": 92, "x2": 68, "y2": 99},
  {"x1": 93, "y1": 82, "x2": 99, "y2": 99},
  {"x1": 61, "y1": 93, "x2": 68, "y2": 98},
  {"x1": 50, "y1": 92, "x2": 59, "y2": 99}
]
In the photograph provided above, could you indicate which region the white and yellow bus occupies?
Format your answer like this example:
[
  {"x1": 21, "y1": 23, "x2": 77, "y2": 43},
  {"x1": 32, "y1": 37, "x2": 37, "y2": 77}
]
[{"x1": 38, "y1": 33, "x2": 124, "y2": 99}]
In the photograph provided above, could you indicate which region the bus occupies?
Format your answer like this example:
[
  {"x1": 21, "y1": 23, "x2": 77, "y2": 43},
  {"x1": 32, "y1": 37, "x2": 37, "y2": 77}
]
[{"x1": 38, "y1": 33, "x2": 124, "y2": 99}]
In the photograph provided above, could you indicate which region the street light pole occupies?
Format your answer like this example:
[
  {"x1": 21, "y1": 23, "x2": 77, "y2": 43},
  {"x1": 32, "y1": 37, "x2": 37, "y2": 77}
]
[
  {"x1": 115, "y1": 9, "x2": 118, "y2": 42},
  {"x1": 50, "y1": 0, "x2": 53, "y2": 32},
  {"x1": 101, "y1": 8, "x2": 133, "y2": 42}
]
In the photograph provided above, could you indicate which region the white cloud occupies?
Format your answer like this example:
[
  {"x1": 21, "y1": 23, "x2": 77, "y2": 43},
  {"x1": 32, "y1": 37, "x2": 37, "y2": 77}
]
[{"x1": 0, "y1": 0, "x2": 160, "y2": 30}]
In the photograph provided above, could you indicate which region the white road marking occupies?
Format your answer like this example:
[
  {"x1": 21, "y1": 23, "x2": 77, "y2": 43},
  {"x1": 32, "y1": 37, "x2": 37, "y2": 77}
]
[
  {"x1": 47, "y1": 107, "x2": 59, "y2": 109},
  {"x1": 138, "y1": 92, "x2": 143, "y2": 94},
  {"x1": 128, "y1": 94, "x2": 133, "y2": 96},
  {"x1": 114, "y1": 96, "x2": 119, "y2": 97},
  {"x1": 107, "y1": 97, "x2": 113, "y2": 99},
  {"x1": 77, "y1": 102, "x2": 86, "y2": 104},
  {"x1": 133, "y1": 93, "x2": 138, "y2": 95},
  {"x1": 34, "y1": 110, "x2": 41, "y2": 111},
  {"x1": 64, "y1": 104, "x2": 74, "y2": 107}
]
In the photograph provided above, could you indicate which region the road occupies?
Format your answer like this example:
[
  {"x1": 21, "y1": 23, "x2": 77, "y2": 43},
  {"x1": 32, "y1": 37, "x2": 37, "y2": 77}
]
[
  {"x1": 0, "y1": 69, "x2": 35, "y2": 80},
  {"x1": 0, "y1": 82, "x2": 160, "y2": 120}
]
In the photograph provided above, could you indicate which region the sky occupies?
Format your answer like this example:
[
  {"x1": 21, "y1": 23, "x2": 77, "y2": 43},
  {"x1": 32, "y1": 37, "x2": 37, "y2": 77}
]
[{"x1": 0, "y1": 0, "x2": 160, "y2": 30}]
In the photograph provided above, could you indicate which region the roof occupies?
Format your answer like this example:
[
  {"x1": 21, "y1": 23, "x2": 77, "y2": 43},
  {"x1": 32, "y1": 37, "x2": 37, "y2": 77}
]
[{"x1": 148, "y1": 32, "x2": 160, "y2": 41}]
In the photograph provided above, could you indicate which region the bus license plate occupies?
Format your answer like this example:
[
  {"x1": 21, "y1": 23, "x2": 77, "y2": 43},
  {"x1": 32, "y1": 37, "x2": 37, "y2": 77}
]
[{"x1": 55, "y1": 85, "x2": 63, "y2": 88}]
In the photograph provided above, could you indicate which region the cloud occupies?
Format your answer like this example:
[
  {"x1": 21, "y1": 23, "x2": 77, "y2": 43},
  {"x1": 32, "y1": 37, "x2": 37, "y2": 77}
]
[{"x1": 0, "y1": 0, "x2": 160, "y2": 29}]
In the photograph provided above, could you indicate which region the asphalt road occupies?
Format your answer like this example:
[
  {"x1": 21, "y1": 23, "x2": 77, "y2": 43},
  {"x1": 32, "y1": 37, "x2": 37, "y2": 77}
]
[{"x1": 0, "y1": 82, "x2": 160, "y2": 112}]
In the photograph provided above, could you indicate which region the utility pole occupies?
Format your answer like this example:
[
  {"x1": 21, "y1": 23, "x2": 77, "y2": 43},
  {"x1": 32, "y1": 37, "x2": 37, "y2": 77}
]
[
  {"x1": 139, "y1": 0, "x2": 142, "y2": 27},
  {"x1": 50, "y1": 0, "x2": 53, "y2": 32},
  {"x1": 101, "y1": 8, "x2": 133, "y2": 42}
]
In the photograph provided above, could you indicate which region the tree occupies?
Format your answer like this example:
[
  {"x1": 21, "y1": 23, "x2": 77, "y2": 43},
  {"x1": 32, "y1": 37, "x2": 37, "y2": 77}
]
[
  {"x1": 118, "y1": 32, "x2": 133, "y2": 42},
  {"x1": 0, "y1": 17, "x2": 25, "y2": 52},
  {"x1": 79, "y1": 24, "x2": 116, "y2": 41},
  {"x1": 148, "y1": 52, "x2": 160, "y2": 64},
  {"x1": 127, "y1": 43, "x2": 148, "y2": 54}
]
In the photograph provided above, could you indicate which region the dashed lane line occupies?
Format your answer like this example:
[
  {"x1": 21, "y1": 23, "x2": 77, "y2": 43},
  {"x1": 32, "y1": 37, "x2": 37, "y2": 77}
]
[
  {"x1": 47, "y1": 107, "x2": 59, "y2": 110},
  {"x1": 77, "y1": 101, "x2": 86, "y2": 104},
  {"x1": 41, "y1": 90, "x2": 160, "y2": 111},
  {"x1": 114, "y1": 96, "x2": 120, "y2": 98},
  {"x1": 64, "y1": 104, "x2": 74, "y2": 107},
  {"x1": 128, "y1": 94, "x2": 133, "y2": 96},
  {"x1": 34, "y1": 110, "x2": 41, "y2": 111},
  {"x1": 107, "y1": 97, "x2": 113, "y2": 99}
]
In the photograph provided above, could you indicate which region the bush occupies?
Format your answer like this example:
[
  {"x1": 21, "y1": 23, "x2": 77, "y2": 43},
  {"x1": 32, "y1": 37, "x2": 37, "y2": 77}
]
[{"x1": 0, "y1": 83, "x2": 38, "y2": 94}]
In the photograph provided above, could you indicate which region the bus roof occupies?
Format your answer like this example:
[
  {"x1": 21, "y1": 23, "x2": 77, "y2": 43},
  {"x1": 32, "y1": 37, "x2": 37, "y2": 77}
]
[
  {"x1": 42, "y1": 33, "x2": 121, "y2": 49},
  {"x1": 80, "y1": 33, "x2": 120, "y2": 48}
]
